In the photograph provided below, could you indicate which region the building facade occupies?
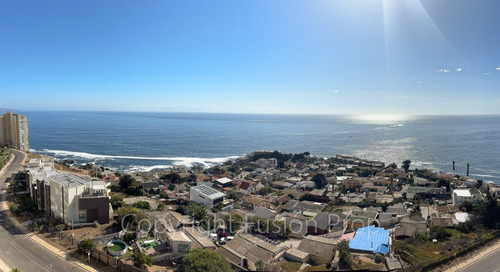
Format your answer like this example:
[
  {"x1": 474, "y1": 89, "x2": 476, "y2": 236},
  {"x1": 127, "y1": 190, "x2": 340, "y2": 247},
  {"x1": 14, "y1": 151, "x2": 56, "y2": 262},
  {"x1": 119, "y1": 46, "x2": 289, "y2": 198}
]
[
  {"x1": 190, "y1": 184, "x2": 225, "y2": 208},
  {"x1": 0, "y1": 112, "x2": 29, "y2": 151}
]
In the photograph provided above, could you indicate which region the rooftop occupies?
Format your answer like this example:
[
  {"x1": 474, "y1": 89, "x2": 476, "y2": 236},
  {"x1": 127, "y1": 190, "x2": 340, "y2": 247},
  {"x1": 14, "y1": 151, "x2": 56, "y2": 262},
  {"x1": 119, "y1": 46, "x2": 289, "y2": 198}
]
[
  {"x1": 216, "y1": 177, "x2": 233, "y2": 184},
  {"x1": 167, "y1": 231, "x2": 191, "y2": 243},
  {"x1": 191, "y1": 184, "x2": 225, "y2": 199},
  {"x1": 454, "y1": 189, "x2": 472, "y2": 197},
  {"x1": 48, "y1": 173, "x2": 91, "y2": 188},
  {"x1": 349, "y1": 226, "x2": 390, "y2": 255}
]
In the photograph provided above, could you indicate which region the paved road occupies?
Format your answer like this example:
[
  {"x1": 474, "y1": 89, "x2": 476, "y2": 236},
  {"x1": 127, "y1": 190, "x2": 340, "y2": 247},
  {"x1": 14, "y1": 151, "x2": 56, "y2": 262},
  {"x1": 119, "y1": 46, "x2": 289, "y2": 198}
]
[
  {"x1": 0, "y1": 149, "x2": 86, "y2": 272},
  {"x1": 458, "y1": 247, "x2": 500, "y2": 272}
]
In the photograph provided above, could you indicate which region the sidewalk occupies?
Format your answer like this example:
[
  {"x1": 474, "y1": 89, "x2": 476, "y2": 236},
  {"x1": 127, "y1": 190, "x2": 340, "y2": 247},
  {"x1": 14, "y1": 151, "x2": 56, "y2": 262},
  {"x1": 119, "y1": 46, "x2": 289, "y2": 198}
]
[
  {"x1": 444, "y1": 239, "x2": 500, "y2": 272},
  {"x1": 26, "y1": 231, "x2": 99, "y2": 272},
  {"x1": 0, "y1": 257, "x2": 11, "y2": 272}
]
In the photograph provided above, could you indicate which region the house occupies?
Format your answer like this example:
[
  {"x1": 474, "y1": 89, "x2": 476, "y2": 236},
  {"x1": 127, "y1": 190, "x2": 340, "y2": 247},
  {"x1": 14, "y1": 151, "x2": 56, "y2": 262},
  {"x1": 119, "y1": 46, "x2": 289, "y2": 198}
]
[
  {"x1": 142, "y1": 181, "x2": 160, "y2": 194},
  {"x1": 431, "y1": 217, "x2": 454, "y2": 227},
  {"x1": 296, "y1": 180, "x2": 315, "y2": 190},
  {"x1": 166, "y1": 232, "x2": 192, "y2": 254},
  {"x1": 216, "y1": 177, "x2": 233, "y2": 187},
  {"x1": 182, "y1": 227, "x2": 216, "y2": 250},
  {"x1": 279, "y1": 199, "x2": 299, "y2": 213},
  {"x1": 452, "y1": 188, "x2": 483, "y2": 206},
  {"x1": 414, "y1": 177, "x2": 431, "y2": 187},
  {"x1": 394, "y1": 216, "x2": 427, "y2": 239},
  {"x1": 297, "y1": 235, "x2": 337, "y2": 264},
  {"x1": 386, "y1": 203, "x2": 408, "y2": 216},
  {"x1": 190, "y1": 184, "x2": 225, "y2": 208},
  {"x1": 307, "y1": 212, "x2": 347, "y2": 235},
  {"x1": 349, "y1": 226, "x2": 390, "y2": 255},
  {"x1": 427, "y1": 187, "x2": 450, "y2": 200},
  {"x1": 284, "y1": 248, "x2": 310, "y2": 263},
  {"x1": 252, "y1": 206, "x2": 276, "y2": 220},
  {"x1": 216, "y1": 234, "x2": 283, "y2": 271},
  {"x1": 237, "y1": 181, "x2": 254, "y2": 195},
  {"x1": 343, "y1": 179, "x2": 363, "y2": 192},
  {"x1": 350, "y1": 207, "x2": 378, "y2": 229},
  {"x1": 271, "y1": 181, "x2": 293, "y2": 189},
  {"x1": 282, "y1": 213, "x2": 308, "y2": 237},
  {"x1": 293, "y1": 200, "x2": 327, "y2": 217},
  {"x1": 406, "y1": 186, "x2": 427, "y2": 200}
]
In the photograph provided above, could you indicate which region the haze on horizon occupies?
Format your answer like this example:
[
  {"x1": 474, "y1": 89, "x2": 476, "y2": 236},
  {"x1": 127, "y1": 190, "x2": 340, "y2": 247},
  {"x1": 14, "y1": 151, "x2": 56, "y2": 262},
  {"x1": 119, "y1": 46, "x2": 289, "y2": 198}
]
[{"x1": 1, "y1": 0, "x2": 499, "y2": 115}]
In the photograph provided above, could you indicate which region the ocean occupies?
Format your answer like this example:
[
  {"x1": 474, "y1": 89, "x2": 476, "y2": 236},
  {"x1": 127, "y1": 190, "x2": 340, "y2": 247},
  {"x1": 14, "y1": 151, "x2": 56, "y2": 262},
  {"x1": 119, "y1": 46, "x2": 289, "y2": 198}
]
[{"x1": 21, "y1": 111, "x2": 500, "y2": 184}]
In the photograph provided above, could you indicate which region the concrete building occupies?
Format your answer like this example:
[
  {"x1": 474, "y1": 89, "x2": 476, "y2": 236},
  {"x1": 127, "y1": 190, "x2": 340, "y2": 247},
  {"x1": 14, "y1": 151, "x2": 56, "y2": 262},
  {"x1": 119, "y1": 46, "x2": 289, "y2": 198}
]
[
  {"x1": 0, "y1": 112, "x2": 29, "y2": 151},
  {"x1": 190, "y1": 184, "x2": 225, "y2": 208},
  {"x1": 48, "y1": 173, "x2": 110, "y2": 225},
  {"x1": 452, "y1": 188, "x2": 483, "y2": 206},
  {"x1": 27, "y1": 157, "x2": 58, "y2": 213},
  {"x1": 166, "y1": 232, "x2": 192, "y2": 254}
]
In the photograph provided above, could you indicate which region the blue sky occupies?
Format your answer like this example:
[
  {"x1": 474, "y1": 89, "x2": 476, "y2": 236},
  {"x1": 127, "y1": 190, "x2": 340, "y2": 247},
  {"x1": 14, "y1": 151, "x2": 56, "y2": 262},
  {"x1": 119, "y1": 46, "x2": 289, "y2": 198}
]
[{"x1": 1, "y1": 0, "x2": 499, "y2": 114}]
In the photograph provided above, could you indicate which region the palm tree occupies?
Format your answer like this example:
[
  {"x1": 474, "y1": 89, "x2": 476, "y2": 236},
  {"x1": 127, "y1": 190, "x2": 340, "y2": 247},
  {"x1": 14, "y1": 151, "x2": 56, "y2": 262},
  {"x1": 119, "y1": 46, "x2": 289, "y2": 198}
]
[{"x1": 402, "y1": 160, "x2": 411, "y2": 173}]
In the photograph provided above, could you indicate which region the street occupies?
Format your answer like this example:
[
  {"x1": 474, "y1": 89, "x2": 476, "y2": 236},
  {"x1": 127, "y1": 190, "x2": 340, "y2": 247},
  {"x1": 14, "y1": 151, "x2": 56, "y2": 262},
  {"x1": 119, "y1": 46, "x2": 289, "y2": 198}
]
[
  {"x1": 0, "y1": 149, "x2": 86, "y2": 272},
  {"x1": 457, "y1": 247, "x2": 500, "y2": 272}
]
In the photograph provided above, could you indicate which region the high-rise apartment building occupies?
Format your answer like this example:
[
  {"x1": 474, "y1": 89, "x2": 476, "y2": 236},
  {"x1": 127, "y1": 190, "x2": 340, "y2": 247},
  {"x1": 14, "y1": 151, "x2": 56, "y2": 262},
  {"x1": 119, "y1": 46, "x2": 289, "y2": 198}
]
[{"x1": 0, "y1": 112, "x2": 29, "y2": 151}]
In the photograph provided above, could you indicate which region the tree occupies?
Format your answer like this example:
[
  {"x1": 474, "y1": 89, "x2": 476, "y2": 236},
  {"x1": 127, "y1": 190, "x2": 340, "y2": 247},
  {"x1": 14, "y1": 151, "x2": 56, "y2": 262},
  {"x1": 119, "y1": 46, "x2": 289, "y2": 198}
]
[
  {"x1": 476, "y1": 179, "x2": 484, "y2": 189},
  {"x1": 477, "y1": 189, "x2": 500, "y2": 229},
  {"x1": 389, "y1": 163, "x2": 397, "y2": 169},
  {"x1": 11, "y1": 269, "x2": 20, "y2": 272},
  {"x1": 312, "y1": 173, "x2": 328, "y2": 189},
  {"x1": 78, "y1": 238, "x2": 95, "y2": 253},
  {"x1": 183, "y1": 248, "x2": 232, "y2": 272},
  {"x1": 402, "y1": 160, "x2": 411, "y2": 173},
  {"x1": 157, "y1": 202, "x2": 165, "y2": 211},
  {"x1": 259, "y1": 186, "x2": 274, "y2": 195},
  {"x1": 186, "y1": 202, "x2": 208, "y2": 222},
  {"x1": 110, "y1": 193, "x2": 125, "y2": 209},
  {"x1": 437, "y1": 178, "x2": 451, "y2": 191},
  {"x1": 338, "y1": 240, "x2": 351, "y2": 268},
  {"x1": 117, "y1": 206, "x2": 147, "y2": 230},
  {"x1": 133, "y1": 201, "x2": 152, "y2": 211},
  {"x1": 133, "y1": 251, "x2": 152, "y2": 268},
  {"x1": 429, "y1": 226, "x2": 451, "y2": 240},
  {"x1": 223, "y1": 213, "x2": 244, "y2": 232},
  {"x1": 459, "y1": 201, "x2": 473, "y2": 212},
  {"x1": 124, "y1": 179, "x2": 144, "y2": 196},
  {"x1": 381, "y1": 202, "x2": 388, "y2": 212},
  {"x1": 161, "y1": 172, "x2": 182, "y2": 183},
  {"x1": 119, "y1": 174, "x2": 135, "y2": 189},
  {"x1": 255, "y1": 259, "x2": 266, "y2": 271}
]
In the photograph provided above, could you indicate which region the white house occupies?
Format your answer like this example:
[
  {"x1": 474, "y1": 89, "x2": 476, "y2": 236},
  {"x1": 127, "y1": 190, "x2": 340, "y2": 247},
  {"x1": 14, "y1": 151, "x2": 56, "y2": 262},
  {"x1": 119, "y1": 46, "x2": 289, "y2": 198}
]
[
  {"x1": 190, "y1": 184, "x2": 225, "y2": 208},
  {"x1": 452, "y1": 188, "x2": 483, "y2": 206},
  {"x1": 237, "y1": 181, "x2": 254, "y2": 195}
]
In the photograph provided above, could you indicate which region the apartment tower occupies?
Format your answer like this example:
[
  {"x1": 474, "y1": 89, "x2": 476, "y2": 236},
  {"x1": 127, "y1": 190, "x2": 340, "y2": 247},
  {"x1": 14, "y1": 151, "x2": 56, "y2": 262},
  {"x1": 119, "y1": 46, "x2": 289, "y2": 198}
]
[{"x1": 0, "y1": 112, "x2": 29, "y2": 151}]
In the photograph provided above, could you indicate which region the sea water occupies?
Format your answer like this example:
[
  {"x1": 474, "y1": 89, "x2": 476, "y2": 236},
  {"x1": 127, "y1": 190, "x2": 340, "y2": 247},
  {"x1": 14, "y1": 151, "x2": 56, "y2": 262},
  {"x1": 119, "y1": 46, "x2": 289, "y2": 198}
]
[{"x1": 22, "y1": 111, "x2": 500, "y2": 184}]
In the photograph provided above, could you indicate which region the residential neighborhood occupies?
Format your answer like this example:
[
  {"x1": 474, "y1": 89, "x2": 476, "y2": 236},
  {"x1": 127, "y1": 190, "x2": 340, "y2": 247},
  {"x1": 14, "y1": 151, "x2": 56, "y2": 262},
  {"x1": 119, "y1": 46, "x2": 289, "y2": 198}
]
[{"x1": 3, "y1": 150, "x2": 500, "y2": 272}]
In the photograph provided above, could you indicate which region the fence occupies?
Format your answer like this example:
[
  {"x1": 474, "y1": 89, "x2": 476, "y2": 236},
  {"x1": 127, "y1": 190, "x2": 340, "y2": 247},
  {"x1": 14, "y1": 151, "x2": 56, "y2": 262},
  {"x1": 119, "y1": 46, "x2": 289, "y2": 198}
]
[{"x1": 90, "y1": 249, "x2": 148, "y2": 272}]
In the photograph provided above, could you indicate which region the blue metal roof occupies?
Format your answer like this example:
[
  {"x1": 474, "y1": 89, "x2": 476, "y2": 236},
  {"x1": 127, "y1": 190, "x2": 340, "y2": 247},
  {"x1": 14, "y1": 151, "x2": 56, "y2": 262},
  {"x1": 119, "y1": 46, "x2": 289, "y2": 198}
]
[{"x1": 348, "y1": 226, "x2": 390, "y2": 255}]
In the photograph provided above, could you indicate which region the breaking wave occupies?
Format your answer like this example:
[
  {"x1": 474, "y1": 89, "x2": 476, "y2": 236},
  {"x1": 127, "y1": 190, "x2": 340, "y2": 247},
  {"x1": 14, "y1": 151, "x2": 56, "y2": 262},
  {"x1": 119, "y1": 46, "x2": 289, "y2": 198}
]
[{"x1": 30, "y1": 148, "x2": 240, "y2": 168}]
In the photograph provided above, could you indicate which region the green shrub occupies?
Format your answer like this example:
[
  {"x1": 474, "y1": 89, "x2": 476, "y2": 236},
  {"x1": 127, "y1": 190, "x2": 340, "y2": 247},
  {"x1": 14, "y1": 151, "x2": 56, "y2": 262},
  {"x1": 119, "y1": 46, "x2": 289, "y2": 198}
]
[
  {"x1": 9, "y1": 204, "x2": 22, "y2": 214},
  {"x1": 374, "y1": 253, "x2": 384, "y2": 263},
  {"x1": 78, "y1": 238, "x2": 95, "y2": 253}
]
